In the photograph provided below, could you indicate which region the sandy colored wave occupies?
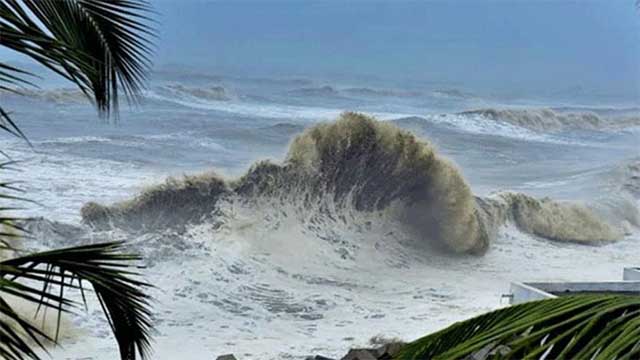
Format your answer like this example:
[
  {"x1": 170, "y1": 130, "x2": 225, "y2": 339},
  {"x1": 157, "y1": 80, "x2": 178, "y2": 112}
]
[{"x1": 81, "y1": 113, "x2": 627, "y2": 254}]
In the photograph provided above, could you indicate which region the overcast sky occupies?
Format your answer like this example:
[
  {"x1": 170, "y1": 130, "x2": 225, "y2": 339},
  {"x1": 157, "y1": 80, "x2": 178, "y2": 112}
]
[{"x1": 3, "y1": 0, "x2": 639, "y2": 97}]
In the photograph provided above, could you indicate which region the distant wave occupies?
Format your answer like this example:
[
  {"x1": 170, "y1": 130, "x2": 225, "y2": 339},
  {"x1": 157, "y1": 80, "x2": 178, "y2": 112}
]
[
  {"x1": 286, "y1": 86, "x2": 422, "y2": 99},
  {"x1": 288, "y1": 85, "x2": 341, "y2": 97},
  {"x1": 37, "y1": 136, "x2": 113, "y2": 145},
  {"x1": 285, "y1": 84, "x2": 479, "y2": 101},
  {"x1": 460, "y1": 108, "x2": 640, "y2": 132},
  {"x1": 157, "y1": 84, "x2": 232, "y2": 101},
  {"x1": 144, "y1": 89, "x2": 345, "y2": 119},
  {"x1": 224, "y1": 76, "x2": 312, "y2": 87},
  {"x1": 81, "y1": 113, "x2": 627, "y2": 257},
  {"x1": 144, "y1": 88, "x2": 413, "y2": 120},
  {"x1": 551, "y1": 106, "x2": 640, "y2": 117},
  {"x1": 343, "y1": 87, "x2": 421, "y2": 98},
  {"x1": 0, "y1": 88, "x2": 87, "y2": 104},
  {"x1": 1, "y1": 84, "x2": 234, "y2": 105},
  {"x1": 33, "y1": 133, "x2": 227, "y2": 155},
  {"x1": 151, "y1": 67, "x2": 312, "y2": 87},
  {"x1": 403, "y1": 114, "x2": 579, "y2": 145},
  {"x1": 431, "y1": 89, "x2": 475, "y2": 100}
]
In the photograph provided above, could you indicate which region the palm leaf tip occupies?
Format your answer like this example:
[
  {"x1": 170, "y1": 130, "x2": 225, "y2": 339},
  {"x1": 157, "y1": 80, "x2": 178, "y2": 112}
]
[
  {"x1": 0, "y1": 0, "x2": 155, "y2": 119},
  {"x1": 395, "y1": 295, "x2": 640, "y2": 359},
  {"x1": 1, "y1": 241, "x2": 154, "y2": 360}
]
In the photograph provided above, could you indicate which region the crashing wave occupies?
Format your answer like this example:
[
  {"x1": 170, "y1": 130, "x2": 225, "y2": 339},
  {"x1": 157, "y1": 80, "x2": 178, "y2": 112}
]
[
  {"x1": 476, "y1": 192, "x2": 622, "y2": 244},
  {"x1": 460, "y1": 108, "x2": 640, "y2": 132},
  {"x1": 81, "y1": 113, "x2": 625, "y2": 254},
  {"x1": 82, "y1": 172, "x2": 229, "y2": 232}
]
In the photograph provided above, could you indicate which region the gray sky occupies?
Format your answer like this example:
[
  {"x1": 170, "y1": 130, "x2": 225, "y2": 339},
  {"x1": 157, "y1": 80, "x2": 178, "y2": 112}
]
[{"x1": 3, "y1": 0, "x2": 639, "y2": 99}]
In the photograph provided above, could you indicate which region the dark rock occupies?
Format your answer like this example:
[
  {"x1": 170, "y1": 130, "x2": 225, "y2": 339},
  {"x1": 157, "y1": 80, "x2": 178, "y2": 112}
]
[
  {"x1": 340, "y1": 349, "x2": 378, "y2": 360},
  {"x1": 376, "y1": 342, "x2": 404, "y2": 359},
  {"x1": 216, "y1": 355, "x2": 238, "y2": 360},
  {"x1": 337, "y1": 342, "x2": 405, "y2": 360},
  {"x1": 306, "y1": 356, "x2": 336, "y2": 360}
]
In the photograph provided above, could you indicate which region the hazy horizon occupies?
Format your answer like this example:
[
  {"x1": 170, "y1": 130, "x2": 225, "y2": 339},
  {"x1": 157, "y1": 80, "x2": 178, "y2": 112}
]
[
  {"x1": 153, "y1": 0, "x2": 640, "y2": 100},
  {"x1": 2, "y1": 0, "x2": 639, "y2": 102}
]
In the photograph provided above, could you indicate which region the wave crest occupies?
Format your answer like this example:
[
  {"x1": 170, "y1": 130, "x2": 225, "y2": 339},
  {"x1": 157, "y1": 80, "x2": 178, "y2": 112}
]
[
  {"x1": 160, "y1": 84, "x2": 231, "y2": 101},
  {"x1": 477, "y1": 193, "x2": 622, "y2": 244},
  {"x1": 81, "y1": 113, "x2": 626, "y2": 255},
  {"x1": 82, "y1": 113, "x2": 486, "y2": 253},
  {"x1": 82, "y1": 172, "x2": 229, "y2": 231},
  {"x1": 284, "y1": 113, "x2": 485, "y2": 253},
  {"x1": 460, "y1": 108, "x2": 640, "y2": 132}
]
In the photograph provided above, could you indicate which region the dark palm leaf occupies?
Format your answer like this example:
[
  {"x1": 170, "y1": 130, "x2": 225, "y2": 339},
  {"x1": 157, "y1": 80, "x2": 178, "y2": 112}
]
[
  {"x1": 395, "y1": 295, "x2": 640, "y2": 360},
  {"x1": 0, "y1": 154, "x2": 153, "y2": 360},
  {"x1": 0, "y1": 293, "x2": 55, "y2": 360},
  {"x1": 0, "y1": 159, "x2": 30, "y2": 252},
  {"x1": 0, "y1": 1, "x2": 155, "y2": 359},
  {"x1": 1, "y1": 241, "x2": 153, "y2": 360},
  {"x1": 0, "y1": 0, "x2": 154, "y2": 117},
  {"x1": 0, "y1": 62, "x2": 34, "y2": 91},
  {"x1": 0, "y1": 102, "x2": 29, "y2": 142}
]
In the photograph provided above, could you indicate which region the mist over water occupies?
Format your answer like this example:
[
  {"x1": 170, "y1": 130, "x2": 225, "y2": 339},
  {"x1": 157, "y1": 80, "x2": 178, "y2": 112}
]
[{"x1": 1, "y1": 1, "x2": 639, "y2": 359}]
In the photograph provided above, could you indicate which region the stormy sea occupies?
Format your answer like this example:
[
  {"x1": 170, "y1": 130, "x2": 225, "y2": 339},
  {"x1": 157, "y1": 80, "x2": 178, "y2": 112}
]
[{"x1": 2, "y1": 66, "x2": 639, "y2": 359}]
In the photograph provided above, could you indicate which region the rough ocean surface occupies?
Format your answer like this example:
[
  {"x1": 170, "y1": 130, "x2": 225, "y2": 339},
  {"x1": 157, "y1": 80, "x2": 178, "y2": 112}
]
[{"x1": 2, "y1": 72, "x2": 639, "y2": 359}]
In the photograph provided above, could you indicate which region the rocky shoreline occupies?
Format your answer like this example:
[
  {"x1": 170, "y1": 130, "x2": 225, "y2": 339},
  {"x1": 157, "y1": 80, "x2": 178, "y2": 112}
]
[{"x1": 215, "y1": 341, "x2": 405, "y2": 360}]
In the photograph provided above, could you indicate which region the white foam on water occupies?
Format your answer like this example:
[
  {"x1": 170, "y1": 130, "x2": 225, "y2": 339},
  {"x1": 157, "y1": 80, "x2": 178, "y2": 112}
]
[
  {"x1": 0, "y1": 145, "x2": 161, "y2": 223},
  {"x1": 36, "y1": 136, "x2": 114, "y2": 145},
  {"x1": 425, "y1": 113, "x2": 587, "y2": 145},
  {"x1": 44, "y1": 201, "x2": 640, "y2": 360},
  {"x1": 144, "y1": 89, "x2": 415, "y2": 121},
  {"x1": 6, "y1": 83, "x2": 638, "y2": 360}
]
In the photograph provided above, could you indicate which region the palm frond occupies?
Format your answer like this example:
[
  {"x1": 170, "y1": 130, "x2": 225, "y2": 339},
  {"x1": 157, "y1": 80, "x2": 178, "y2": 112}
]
[
  {"x1": 0, "y1": 294, "x2": 55, "y2": 360},
  {"x1": 0, "y1": 105, "x2": 29, "y2": 142},
  {"x1": 0, "y1": 62, "x2": 35, "y2": 91},
  {"x1": 0, "y1": 0, "x2": 154, "y2": 117},
  {"x1": 0, "y1": 159, "x2": 30, "y2": 253},
  {"x1": 0, "y1": 142, "x2": 154, "y2": 360},
  {"x1": 395, "y1": 295, "x2": 640, "y2": 360},
  {"x1": 0, "y1": 1, "x2": 155, "y2": 359},
  {"x1": 1, "y1": 241, "x2": 154, "y2": 360}
]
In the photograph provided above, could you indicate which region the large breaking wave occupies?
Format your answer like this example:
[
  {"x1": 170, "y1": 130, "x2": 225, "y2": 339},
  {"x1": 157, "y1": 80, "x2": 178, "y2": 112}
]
[{"x1": 80, "y1": 113, "x2": 628, "y2": 255}]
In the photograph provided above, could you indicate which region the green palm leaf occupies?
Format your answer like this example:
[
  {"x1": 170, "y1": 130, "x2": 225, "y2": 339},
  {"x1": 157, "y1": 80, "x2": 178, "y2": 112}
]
[
  {"x1": 0, "y1": 155, "x2": 153, "y2": 360},
  {"x1": 1, "y1": 242, "x2": 153, "y2": 360},
  {"x1": 395, "y1": 295, "x2": 640, "y2": 360},
  {"x1": 0, "y1": 0, "x2": 154, "y2": 117},
  {"x1": 0, "y1": 1, "x2": 155, "y2": 359}
]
